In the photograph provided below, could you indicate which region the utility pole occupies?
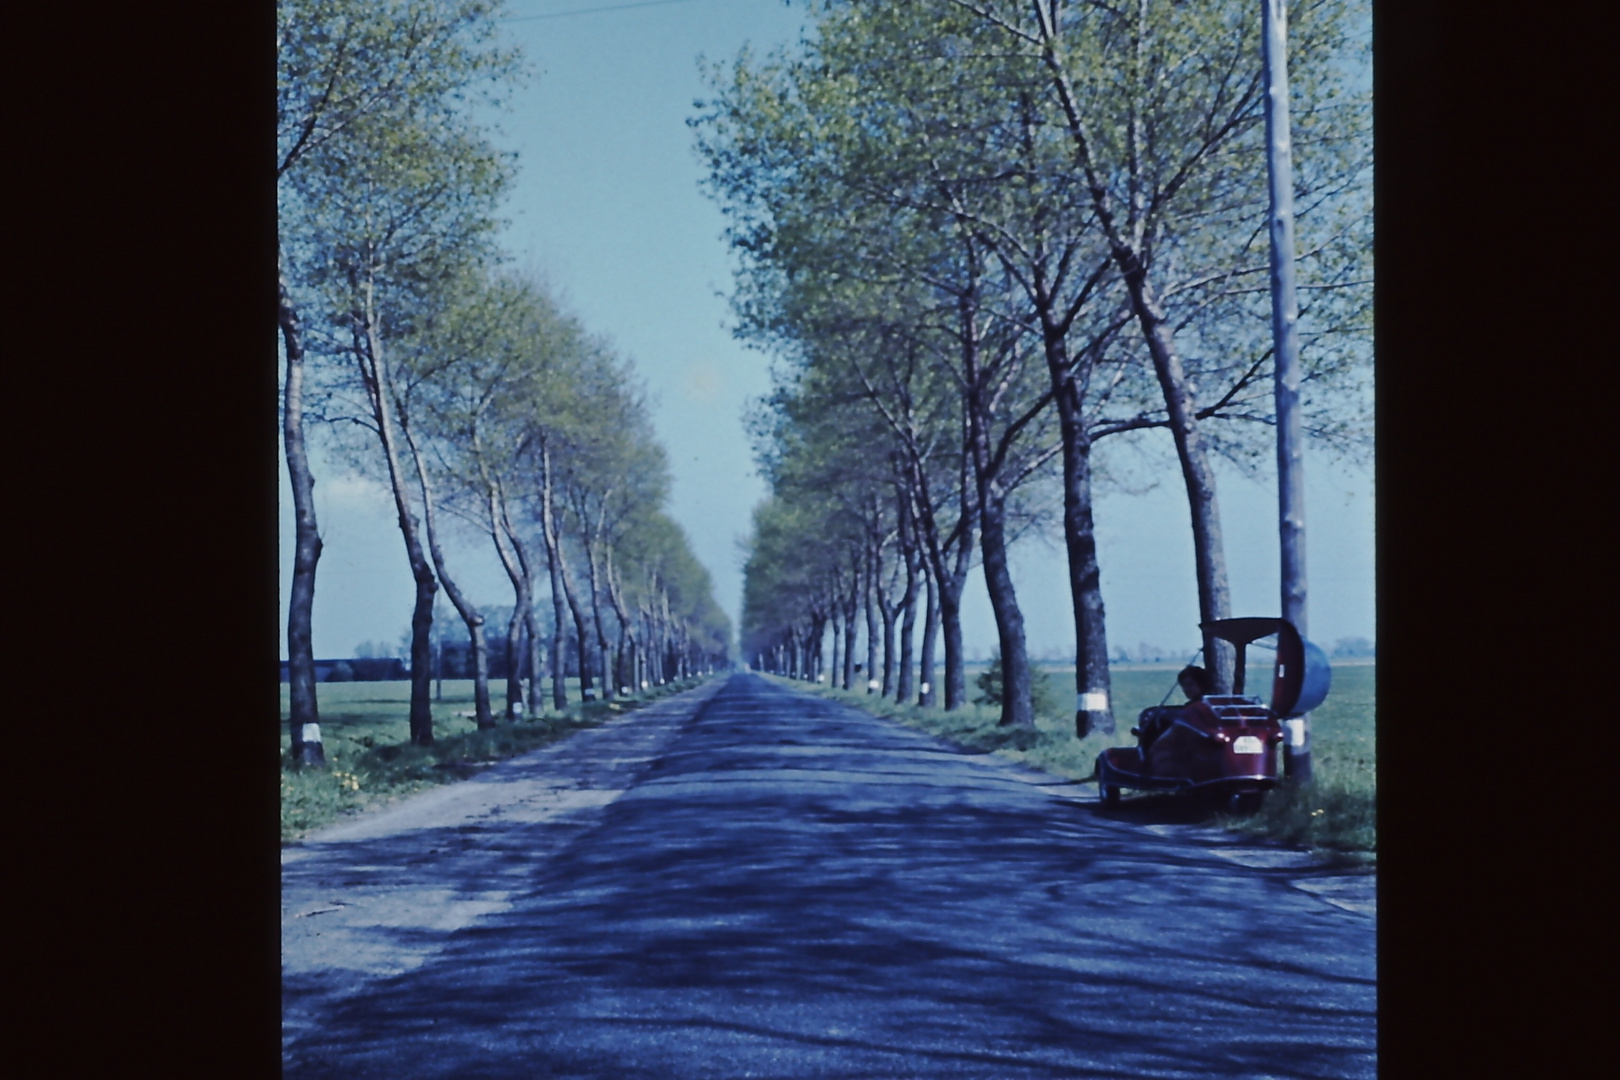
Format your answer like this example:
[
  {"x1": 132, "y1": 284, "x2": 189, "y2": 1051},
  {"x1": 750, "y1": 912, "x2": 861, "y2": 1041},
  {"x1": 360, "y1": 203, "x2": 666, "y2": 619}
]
[{"x1": 1263, "y1": 0, "x2": 1311, "y2": 782}]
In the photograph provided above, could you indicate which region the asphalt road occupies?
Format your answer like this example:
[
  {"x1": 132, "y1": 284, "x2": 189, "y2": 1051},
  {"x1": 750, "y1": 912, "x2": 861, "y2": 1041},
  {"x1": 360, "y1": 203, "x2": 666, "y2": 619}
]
[{"x1": 282, "y1": 671, "x2": 1375, "y2": 1079}]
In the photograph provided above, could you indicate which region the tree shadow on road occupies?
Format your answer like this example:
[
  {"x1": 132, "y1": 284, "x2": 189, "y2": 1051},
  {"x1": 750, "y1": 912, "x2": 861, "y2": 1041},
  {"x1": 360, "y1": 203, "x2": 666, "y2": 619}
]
[{"x1": 1088, "y1": 790, "x2": 1242, "y2": 826}]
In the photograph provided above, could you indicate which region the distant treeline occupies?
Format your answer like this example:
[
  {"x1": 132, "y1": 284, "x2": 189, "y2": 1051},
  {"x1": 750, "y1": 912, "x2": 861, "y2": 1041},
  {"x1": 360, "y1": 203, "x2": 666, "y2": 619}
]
[
  {"x1": 1110, "y1": 637, "x2": 1375, "y2": 665},
  {"x1": 280, "y1": 658, "x2": 406, "y2": 683},
  {"x1": 277, "y1": 643, "x2": 607, "y2": 684}
]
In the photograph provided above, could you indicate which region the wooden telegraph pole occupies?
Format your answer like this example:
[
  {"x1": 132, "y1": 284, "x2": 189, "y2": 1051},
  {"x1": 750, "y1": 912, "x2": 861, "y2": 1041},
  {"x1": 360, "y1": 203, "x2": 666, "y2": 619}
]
[{"x1": 1262, "y1": 0, "x2": 1312, "y2": 782}]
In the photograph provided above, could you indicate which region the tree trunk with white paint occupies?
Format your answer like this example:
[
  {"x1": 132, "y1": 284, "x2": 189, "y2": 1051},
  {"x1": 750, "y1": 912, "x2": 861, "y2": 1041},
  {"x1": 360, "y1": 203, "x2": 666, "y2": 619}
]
[
  {"x1": 280, "y1": 269, "x2": 324, "y2": 767},
  {"x1": 918, "y1": 561, "x2": 939, "y2": 707}
]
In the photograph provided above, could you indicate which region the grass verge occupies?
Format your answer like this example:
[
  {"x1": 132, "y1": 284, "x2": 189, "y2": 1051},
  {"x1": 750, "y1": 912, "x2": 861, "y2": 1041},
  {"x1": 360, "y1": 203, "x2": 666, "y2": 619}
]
[
  {"x1": 279, "y1": 675, "x2": 714, "y2": 843},
  {"x1": 773, "y1": 661, "x2": 1375, "y2": 865}
]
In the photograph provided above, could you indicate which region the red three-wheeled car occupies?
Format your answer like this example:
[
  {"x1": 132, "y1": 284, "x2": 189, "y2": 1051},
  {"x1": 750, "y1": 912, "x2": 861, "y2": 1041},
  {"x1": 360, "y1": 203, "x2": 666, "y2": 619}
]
[{"x1": 1095, "y1": 617, "x2": 1332, "y2": 813}]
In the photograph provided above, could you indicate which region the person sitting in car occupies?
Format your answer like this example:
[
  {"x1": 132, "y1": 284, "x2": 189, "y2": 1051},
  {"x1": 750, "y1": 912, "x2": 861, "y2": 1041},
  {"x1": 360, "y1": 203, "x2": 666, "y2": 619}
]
[
  {"x1": 1135, "y1": 665, "x2": 1214, "y2": 760},
  {"x1": 1176, "y1": 664, "x2": 1212, "y2": 703}
]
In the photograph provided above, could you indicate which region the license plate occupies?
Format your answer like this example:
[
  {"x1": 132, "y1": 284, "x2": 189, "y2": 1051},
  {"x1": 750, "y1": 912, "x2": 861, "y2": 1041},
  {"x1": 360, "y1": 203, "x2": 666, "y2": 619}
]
[{"x1": 1232, "y1": 735, "x2": 1265, "y2": 754}]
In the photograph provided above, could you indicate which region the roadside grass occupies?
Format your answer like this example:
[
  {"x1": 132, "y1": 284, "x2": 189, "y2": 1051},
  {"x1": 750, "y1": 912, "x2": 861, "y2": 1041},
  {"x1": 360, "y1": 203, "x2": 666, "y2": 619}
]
[
  {"x1": 279, "y1": 675, "x2": 713, "y2": 843},
  {"x1": 1216, "y1": 662, "x2": 1376, "y2": 866},
  {"x1": 776, "y1": 660, "x2": 1375, "y2": 864}
]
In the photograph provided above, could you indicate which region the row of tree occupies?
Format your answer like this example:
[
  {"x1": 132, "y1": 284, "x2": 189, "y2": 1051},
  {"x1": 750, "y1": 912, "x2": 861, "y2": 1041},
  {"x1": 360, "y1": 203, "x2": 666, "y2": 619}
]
[
  {"x1": 278, "y1": 0, "x2": 729, "y2": 763},
  {"x1": 704, "y1": 0, "x2": 1370, "y2": 730}
]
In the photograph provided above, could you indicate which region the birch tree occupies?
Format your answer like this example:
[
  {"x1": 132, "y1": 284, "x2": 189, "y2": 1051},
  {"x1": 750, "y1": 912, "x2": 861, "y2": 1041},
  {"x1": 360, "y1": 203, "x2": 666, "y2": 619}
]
[
  {"x1": 286, "y1": 106, "x2": 511, "y2": 744},
  {"x1": 700, "y1": 20, "x2": 1068, "y2": 727},
  {"x1": 959, "y1": 0, "x2": 1370, "y2": 682},
  {"x1": 278, "y1": 0, "x2": 519, "y2": 752}
]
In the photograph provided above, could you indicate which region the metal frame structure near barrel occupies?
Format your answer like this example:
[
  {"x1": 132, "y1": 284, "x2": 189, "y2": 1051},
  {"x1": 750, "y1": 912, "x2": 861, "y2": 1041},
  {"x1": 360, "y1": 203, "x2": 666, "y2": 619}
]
[{"x1": 1095, "y1": 617, "x2": 1331, "y2": 813}]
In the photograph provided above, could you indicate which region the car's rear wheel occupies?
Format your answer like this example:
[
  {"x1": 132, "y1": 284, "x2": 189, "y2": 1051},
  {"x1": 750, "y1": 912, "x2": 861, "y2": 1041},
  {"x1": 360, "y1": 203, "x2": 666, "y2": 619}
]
[{"x1": 1228, "y1": 790, "x2": 1264, "y2": 815}]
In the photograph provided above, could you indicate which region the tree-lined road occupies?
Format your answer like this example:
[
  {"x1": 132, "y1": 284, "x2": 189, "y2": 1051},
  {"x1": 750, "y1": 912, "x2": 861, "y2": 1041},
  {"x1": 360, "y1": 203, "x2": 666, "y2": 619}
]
[{"x1": 283, "y1": 673, "x2": 1374, "y2": 1078}]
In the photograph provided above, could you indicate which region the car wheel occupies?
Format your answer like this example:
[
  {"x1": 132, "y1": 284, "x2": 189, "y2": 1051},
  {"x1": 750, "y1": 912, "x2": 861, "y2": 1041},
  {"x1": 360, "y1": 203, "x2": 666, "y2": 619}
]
[
  {"x1": 1094, "y1": 756, "x2": 1120, "y2": 808},
  {"x1": 1229, "y1": 791, "x2": 1264, "y2": 815}
]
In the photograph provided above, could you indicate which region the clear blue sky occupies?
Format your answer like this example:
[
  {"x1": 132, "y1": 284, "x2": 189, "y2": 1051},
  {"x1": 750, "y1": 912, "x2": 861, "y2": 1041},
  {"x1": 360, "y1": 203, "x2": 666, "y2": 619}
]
[{"x1": 279, "y1": 0, "x2": 1375, "y2": 662}]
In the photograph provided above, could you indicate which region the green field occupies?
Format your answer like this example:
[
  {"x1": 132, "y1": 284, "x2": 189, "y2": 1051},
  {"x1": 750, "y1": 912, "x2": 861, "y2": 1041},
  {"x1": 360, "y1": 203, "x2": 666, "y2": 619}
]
[
  {"x1": 792, "y1": 659, "x2": 1375, "y2": 864},
  {"x1": 278, "y1": 676, "x2": 710, "y2": 842}
]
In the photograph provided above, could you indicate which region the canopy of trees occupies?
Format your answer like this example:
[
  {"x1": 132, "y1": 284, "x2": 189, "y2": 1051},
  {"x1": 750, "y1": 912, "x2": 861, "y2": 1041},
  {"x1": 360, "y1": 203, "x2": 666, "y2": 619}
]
[
  {"x1": 701, "y1": 0, "x2": 1370, "y2": 730},
  {"x1": 278, "y1": 0, "x2": 730, "y2": 758}
]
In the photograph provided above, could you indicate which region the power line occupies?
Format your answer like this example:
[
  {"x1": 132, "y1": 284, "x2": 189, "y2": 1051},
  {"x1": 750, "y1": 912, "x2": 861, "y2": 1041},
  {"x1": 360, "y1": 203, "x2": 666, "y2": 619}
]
[{"x1": 501, "y1": 0, "x2": 695, "y2": 23}]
